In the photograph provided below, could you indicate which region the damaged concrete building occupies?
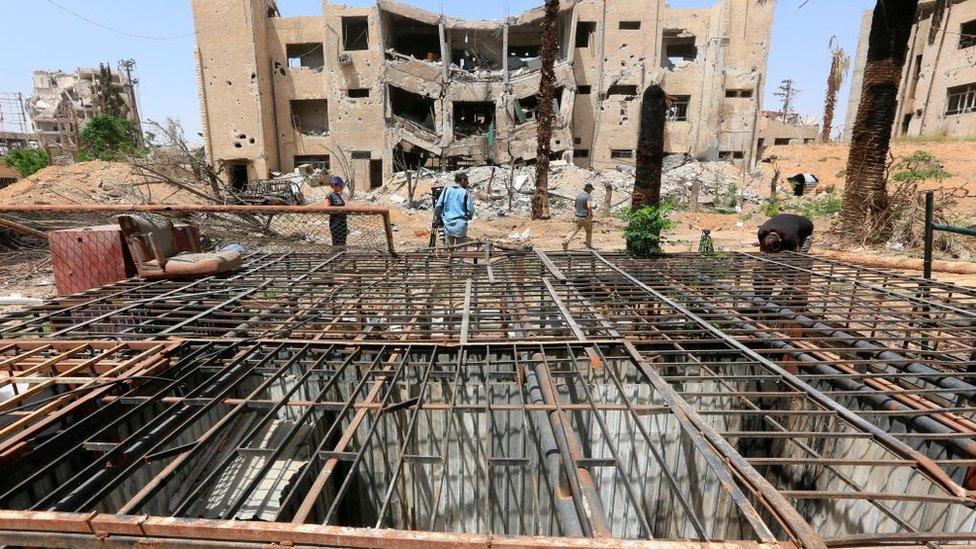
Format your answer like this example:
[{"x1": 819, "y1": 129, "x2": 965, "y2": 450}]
[
  {"x1": 845, "y1": 0, "x2": 976, "y2": 140},
  {"x1": 26, "y1": 65, "x2": 141, "y2": 153},
  {"x1": 192, "y1": 0, "x2": 774, "y2": 188}
]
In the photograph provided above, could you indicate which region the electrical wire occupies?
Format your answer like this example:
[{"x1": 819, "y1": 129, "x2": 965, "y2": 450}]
[{"x1": 43, "y1": 0, "x2": 195, "y2": 41}]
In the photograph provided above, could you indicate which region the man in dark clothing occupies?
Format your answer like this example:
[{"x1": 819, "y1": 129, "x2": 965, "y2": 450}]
[
  {"x1": 325, "y1": 176, "x2": 348, "y2": 246},
  {"x1": 758, "y1": 213, "x2": 814, "y2": 253}
]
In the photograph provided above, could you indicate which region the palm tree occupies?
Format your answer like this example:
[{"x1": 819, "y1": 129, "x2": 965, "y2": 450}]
[
  {"x1": 531, "y1": 0, "x2": 559, "y2": 220},
  {"x1": 821, "y1": 36, "x2": 850, "y2": 142},
  {"x1": 632, "y1": 85, "x2": 667, "y2": 209},
  {"x1": 841, "y1": 0, "x2": 918, "y2": 238}
]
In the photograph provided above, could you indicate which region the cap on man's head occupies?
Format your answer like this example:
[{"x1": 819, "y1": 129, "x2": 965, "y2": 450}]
[
  {"x1": 330, "y1": 176, "x2": 346, "y2": 187},
  {"x1": 761, "y1": 232, "x2": 782, "y2": 253},
  {"x1": 584, "y1": 183, "x2": 594, "y2": 191}
]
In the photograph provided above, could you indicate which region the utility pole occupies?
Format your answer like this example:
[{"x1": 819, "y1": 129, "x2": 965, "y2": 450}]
[
  {"x1": 118, "y1": 58, "x2": 142, "y2": 139},
  {"x1": 773, "y1": 79, "x2": 799, "y2": 124}
]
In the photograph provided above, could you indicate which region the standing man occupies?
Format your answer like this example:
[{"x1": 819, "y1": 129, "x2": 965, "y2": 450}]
[
  {"x1": 758, "y1": 213, "x2": 814, "y2": 253},
  {"x1": 563, "y1": 183, "x2": 594, "y2": 250},
  {"x1": 434, "y1": 172, "x2": 475, "y2": 246},
  {"x1": 324, "y1": 176, "x2": 348, "y2": 247}
]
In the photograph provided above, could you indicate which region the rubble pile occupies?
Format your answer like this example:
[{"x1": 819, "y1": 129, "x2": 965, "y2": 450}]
[
  {"x1": 371, "y1": 155, "x2": 760, "y2": 218},
  {"x1": 0, "y1": 161, "x2": 156, "y2": 205}
]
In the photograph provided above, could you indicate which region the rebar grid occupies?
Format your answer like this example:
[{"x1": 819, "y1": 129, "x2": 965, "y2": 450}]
[{"x1": 1, "y1": 249, "x2": 976, "y2": 548}]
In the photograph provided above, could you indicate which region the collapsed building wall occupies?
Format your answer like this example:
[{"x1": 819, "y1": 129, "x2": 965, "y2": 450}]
[
  {"x1": 192, "y1": 0, "x2": 773, "y2": 187},
  {"x1": 25, "y1": 65, "x2": 141, "y2": 153}
]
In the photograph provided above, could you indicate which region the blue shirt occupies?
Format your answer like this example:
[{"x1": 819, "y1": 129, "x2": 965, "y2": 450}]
[{"x1": 435, "y1": 184, "x2": 475, "y2": 237}]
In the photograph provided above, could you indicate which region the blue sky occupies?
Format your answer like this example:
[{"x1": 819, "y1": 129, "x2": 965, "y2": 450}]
[{"x1": 1, "y1": 0, "x2": 874, "y2": 142}]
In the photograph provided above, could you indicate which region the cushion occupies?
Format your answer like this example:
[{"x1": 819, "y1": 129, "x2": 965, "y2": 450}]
[
  {"x1": 138, "y1": 250, "x2": 243, "y2": 278},
  {"x1": 118, "y1": 214, "x2": 179, "y2": 259}
]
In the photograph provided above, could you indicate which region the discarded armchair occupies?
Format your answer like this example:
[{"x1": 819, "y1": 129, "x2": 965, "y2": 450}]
[{"x1": 118, "y1": 213, "x2": 243, "y2": 278}]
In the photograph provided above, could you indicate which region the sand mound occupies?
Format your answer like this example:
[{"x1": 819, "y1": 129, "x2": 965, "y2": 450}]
[{"x1": 0, "y1": 161, "x2": 209, "y2": 206}]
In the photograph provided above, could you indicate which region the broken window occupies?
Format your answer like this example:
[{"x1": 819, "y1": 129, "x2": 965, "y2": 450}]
[
  {"x1": 720, "y1": 150, "x2": 745, "y2": 160},
  {"x1": 662, "y1": 31, "x2": 697, "y2": 69},
  {"x1": 573, "y1": 149, "x2": 589, "y2": 158},
  {"x1": 576, "y1": 21, "x2": 596, "y2": 48},
  {"x1": 450, "y1": 28, "x2": 504, "y2": 72},
  {"x1": 290, "y1": 99, "x2": 329, "y2": 136},
  {"x1": 350, "y1": 151, "x2": 372, "y2": 160},
  {"x1": 506, "y1": 24, "x2": 542, "y2": 70},
  {"x1": 619, "y1": 21, "x2": 641, "y2": 30},
  {"x1": 607, "y1": 84, "x2": 638, "y2": 97},
  {"x1": 960, "y1": 20, "x2": 976, "y2": 49},
  {"x1": 946, "y1": 83, "x2": 976, "y2": 115},
  {"x1": 294, "y1": 154, "x2": 330, "y2": 171},
  {"x1": 513, "y1": 87, "x2": 564, "y2": 125},
  {"x1": 453, "y1": 101, "x2": 496, "y2": 137},
  {"x1": 383, "y1": 11, "x2": 440, "y2": 61},
  {"x1": 347, "y1": 88, "x2": 370, "y2": 98},
  {"x1": 610, "y1": 149, "x2": 633, "y2": 159},
  {"x1": 774, "y1": 138, "x2": 791, "y2": 146},
  {"x1": 342, "y1": 16, "x2": 369, "y2": 51},
  {"x1": 725, "y1": 89, "x2": 753, "y2": 98},
  {"x1": 577, "y1": 85, "x2": 592, "y2": 95},
  {"x1": 389, "y1": 85, "x2": 436, "y2": 131},
  {"x1": 666, "y1": 95, "x2": 690, "y2": 121},
  {"x1": 286, "y1": 43, "x2": 324, "y2": 70}
]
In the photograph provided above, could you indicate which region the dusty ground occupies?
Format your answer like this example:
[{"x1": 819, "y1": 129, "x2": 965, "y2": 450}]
[{"x1": 760, "y1": 139, "x2": 976, "y2": 208}]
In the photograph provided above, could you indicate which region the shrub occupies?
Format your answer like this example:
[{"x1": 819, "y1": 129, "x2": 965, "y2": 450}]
[
  {"x1": 78, "y1": 115, "x2": 142, "y2": 161},
  {"x1": 1, "y1": 147, "x2": 48, "y2": 177},
  {"x1": 625, "y1": 203, "x2": 676, "y2": 258}
]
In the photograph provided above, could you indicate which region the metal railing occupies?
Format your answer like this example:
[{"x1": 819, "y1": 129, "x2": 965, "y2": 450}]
[{"x1": 923, "y1": 190, "x2": 976, "y2": 278}]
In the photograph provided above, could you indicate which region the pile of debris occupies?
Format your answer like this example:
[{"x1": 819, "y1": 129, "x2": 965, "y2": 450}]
[{"x1": 372, "y1": 155, "x2": 760, "y2": 218}]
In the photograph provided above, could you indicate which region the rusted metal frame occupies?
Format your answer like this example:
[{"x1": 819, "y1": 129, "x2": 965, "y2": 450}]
[
  {"x1": 640, "y1": 266, "x2": 972, "y2": 525},
  {"x1": 157, "y1": 281, "x2": 274, "y2": 336},
  {"x1": 321, "y1": 346, "x2": 417, "y2": 526},
  {"x1": 592, "y1": 251, "x2": 974, "y2": 505},
  {"x1": 165, "y1": 343, "x2": 331, "y2": 516},
  {"x1": 425, "y1": 345, "x2": 467, "y2": 532},
  {"x1": 527, "y1": 349, "x2": 611, "y2": 537},
  {"x1": 0, "y1": 341, "x2": 222, "y2": 502},
  {"x1": 381, "y1": 210, "x2": 397, "y2": 256},
  {"x1": 207, "y1": 344, "x2": 352, "y2": 519},
  {"x1": 0, "y1": 343, "x2": 124, "y2": 412},
  {"x1": 460, "y1": 279, "x2": 473, "y2": 344},
  {"x1": 692, "y1": 292, "x2": 976, "y2": 460},
  {"x1": 289, "y1": 345, "x2": 401, "y2": 523},
  {"x1": 542, "y1": 278, "x2": 586, "y2": 341},
  {"x1": 46, "y1": 277, "x2": 218, "y2": 338},
  {"x1": 744, "y1": 251, "x2": 976, "y2": 321},
  {"x1": 245, "y1": 252, "x2": 346, "y2": 337},
  {"x1": 373, "y1": 347, "x2": 440, "y2": 527},
  {"x1": 619, "y1": 341, "x2": 822, "y2": 548},
  {"x1": 534, "y1": 250, "x2": 567, "y2": 282},
  {"x1": 0, "y1": 510, "x2": 797, "y2": 549},
  {"x1": 70, "y1": 342, "x2": 289, "y2": 513},
  {"x1": 560, "y1": 344, "x2": 658, "y2": 539},
  {"x1": 0, "y1": 345, "x2": 171, "y2": 447}
]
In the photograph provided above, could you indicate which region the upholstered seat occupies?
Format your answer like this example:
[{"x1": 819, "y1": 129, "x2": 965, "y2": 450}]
[{"x1": 118, "y1": 214, "x2": 242, "y2": 279}]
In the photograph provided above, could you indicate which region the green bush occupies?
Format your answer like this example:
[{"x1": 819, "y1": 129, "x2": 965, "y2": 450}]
[
  {"x1": 1, "y1": 147, "x2": 48, "y2": 177},
  {"x1": 624, "y1": 203, "x2": 676, "y2": 258},
  {"x1": 78, "y1": 115, "x2": 142, "y2": 161},
  {"x1": 761, "y1": 200, "x2": 780, "y2": 218},
  {"x1": 796, "y1": 191, "x2": 842, "y2": 218}
]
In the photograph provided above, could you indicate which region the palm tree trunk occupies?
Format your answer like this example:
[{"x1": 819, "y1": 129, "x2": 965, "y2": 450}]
[
  {"x1": 841, "y1": 0, "x2": 918, "y2": 237},
  {"x1": 531, "y1": 0, "x2": 559, "y2": 220},
  {"x1": 821, "y1": 53, "x2": 840, "y2": 142},
  {"x1": 632, "y1": 85, "x2": 667, "y2": 209}
]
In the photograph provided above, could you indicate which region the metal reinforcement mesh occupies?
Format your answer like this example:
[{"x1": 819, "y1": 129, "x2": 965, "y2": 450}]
[{"x1": 1, "y1": 249, "x2": 976, "y2": 548}]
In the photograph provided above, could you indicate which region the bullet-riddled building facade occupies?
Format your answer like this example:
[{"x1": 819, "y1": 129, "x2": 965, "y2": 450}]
[
  {"x1": 846, "y1": 0, "x2": 976, "y2": 140},
  {"x1": 192, "y1": 0, "x2": 774, "y2": 188}
]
